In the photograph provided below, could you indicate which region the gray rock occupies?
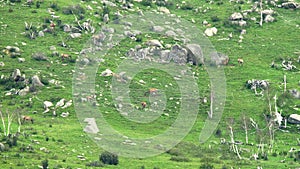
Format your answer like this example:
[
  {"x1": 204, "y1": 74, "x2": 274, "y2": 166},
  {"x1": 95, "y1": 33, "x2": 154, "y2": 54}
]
[
  {"x1": 289, "y1": 89, "x2": 300, "y2": 99},
  {"x1": 165, "y1": 30, "x2": 177, "y2": 37},
  {"x1": 239, "y1": 20, "x2": 247, "y2": 27},
  {"x1": 38, "y1": 31, "x2": 44, "y2": 37},
  {"x1": 282, "y1": 2, "x2": 300, "y2": 9},
  {"x1": 63, "y1": 24, "x2": 72, "y2": 32},
  {"x1": 70, "y1": 33, "x2": 81, "y2": 38},
  {"x1": 31, "y1": 75, "x2": 44, "y2": 87},
  {"x1": 103, "y1": 14, "x2": 109, "y2": 23},
  {"x1": 185, "y1": 44, "x2": 204, "y2": 65},
  {"x1": 0, "y1": 143, "x2": 5, "y2": 151},
  {"x1": 288, "y1": 114, "x2": 300, "y2": 124},
  {"x1": 229, "y1": 12, "x2": 243, "y2": 20},
  {"x1": 152, "y1": 25, "x2": 165, "y2": 32},
  {"x1": 18, "y1": 58, "x2": 25, "y2": 63},
  {"x1": 0, "y1": 62, "x2": 4, "y2": 67},
  {"x1": 12, "y1": 69, "x2": 21, "y2": 80},
  {"x1": 145, "y1": 40, "x2": 163, "y2": 48},
  {"x1": 210, "y1": 52, "x2": 230, "y2": 65},
  {"x1": 19, "y1": 86, "x2": 30, "y2": 96},
  {"x1": 169, "y1": 44, "x2": 188, "y2": 65},
  {"x1": 264, "y1": 15, "x2": 275, "y2": 23},
  {"x1": 204, "y1": 27, "x2": 217, "y2": 36},
  {"x1": 83, "y1": 118, "x2": 99, "y2": 134},
  {"x1": 49, "y1": 46, "x2": 56, "y2": 51}
]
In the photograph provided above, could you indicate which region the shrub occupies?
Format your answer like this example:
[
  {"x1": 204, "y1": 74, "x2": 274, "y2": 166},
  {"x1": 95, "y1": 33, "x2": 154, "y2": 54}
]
[
  {"x1": 211, "y1": 16, "x2": 220, "y2": 22},
  {"x1": 141, "y1": 0, "x2": 152, "y2": 7},
  {"x1": 86, "y1": 161, "x2": 104, "y2": 167},
  {"x1": 166, "y1": 148, "x2": 182, "y2": 156},
  {"x1": 170, "y1": 156, "x2": 190, "y2": 162},
  {"x1": 100, "y1": 151, "x2": 119, "y2": 165},
  {"x1": 181, "y1": 3, "x2": 193, "y2": 10},
  {"x1": 62, "y1": 5, "x2": 85, "y2": 15},
  {"x1": 32, "y1": 52, "x2": 48, "y2": 61},
  {"x1": 50, "y1": 2, "x2": 60, "y2": 11},
  {"x1": 200, "y1": 163, "x2": 214, "y2": 169},
  {"x1": 41, "y1": 159, "x2": 48, "y2": 169}
]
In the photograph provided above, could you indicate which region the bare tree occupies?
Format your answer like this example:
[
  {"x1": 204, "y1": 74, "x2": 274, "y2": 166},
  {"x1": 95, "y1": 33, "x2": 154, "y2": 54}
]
[
  {"x1": 259, "y1": 0, "x2": 263, "y2": 27},
  {"x1": 0, "y1": 109, "x2": 15, "y2": 136},
  {"x1": 227, "y1": 118, "x2": 241, "y2": 159},
  {"x1": 241, "y1": 113, "x2": 251, "y2": 144}
]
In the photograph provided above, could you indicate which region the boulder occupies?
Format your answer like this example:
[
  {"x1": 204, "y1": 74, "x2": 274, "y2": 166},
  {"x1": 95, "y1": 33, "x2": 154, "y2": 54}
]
[
  {"x1": 151, "y1": 25, "x2": 165, "y2": 32},
  {"x1": 145, "y1": 40, "x2": 163, "y2": 48},
  {"x1": 44, "y1": 101, "x2": 53, "y2": 109},
  {"x1": 239, "y1": 20, "x2": 247, "y2": 27},
  {"x1": 103, "y1": 14, "x2": 109, "y2": 23},
  {"x1": 229, "y1": 12, "x2": 243, "y2": 20},
  {"x1": 264, "y1": 15, "x2": 275, "y2": 23},
  {"x1": 31, "y1": 75, "x2": 44, "y2": 87},
  {"x1": 289, "y1": 89, "x2": 300, "y2": 99},
  {"x1": 11, "y1": 69, "x2": 21, "y2": 80},
  {"x1": 70, "y1": 33, "x2": 81, "y2": 38},
  {"x1": 185, "y1": 44, "x2": 204, "y2": 65},
  {"x1": 282, "y1": 2, "x2": 300, "y2": 9},
  {"x1": 288, "y1": 114, "x2": 300, "y2": 124},
  {"x1": 18, "y1": 58, "x2": 25, "y2": 63},
  {"x1": 204, "y1": 27, "x2": 218, "y2": 37},
  {"x1": 158, "y1": 7, "x2": 170, "y2": 14},
  {"x1": 168, "y1": 44, "x2": 188, "y2": 65},
  {"x1": 210, "y1": 52, "x2": 230, "y2": 65},
  {"x1": 19, "y1": 86, "x2": 30, "y2": 96},
  {"x1": 100, "y1": 69, "x2": 113, "y2": 76}
]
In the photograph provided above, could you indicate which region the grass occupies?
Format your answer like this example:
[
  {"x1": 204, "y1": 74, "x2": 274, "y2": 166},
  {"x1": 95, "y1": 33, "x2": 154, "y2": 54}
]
[{"x1": 0, "y1": 0, "x2": 300, "y2": 168}]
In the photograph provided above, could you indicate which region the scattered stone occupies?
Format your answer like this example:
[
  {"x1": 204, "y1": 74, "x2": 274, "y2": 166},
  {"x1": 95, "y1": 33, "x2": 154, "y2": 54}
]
[
  {"x1": 202, "y1": 20, "x2": 209, "y2": 25},
  {"x1": 264, "y1": 15, "x2": 275, "y2": 23},
  {"x1": 70, "y1": 33, "x2": 81, "y2": 38},
  {"x1": 63, "y1": 24, "x2": 72, "y2": 32},
  {"x1": 100, "y1": 69, "x2": 113, "y2": 76},
  {"x1": 165, "y1": 30, "x2": 177, "y2": 37},
  {"x1": 38, "y1": 31, "x2": 44, "y2": 37},
  {"x1": 185, "y1": 44, "x2": 204, "y2": 65},
  {"x1": 288, "y1": 114, "x2": 300, "y2": 124},
  {"x1": 282, "y1": 1, "x2": 300, "y2": 9},
  {"x1": 145, "y1": 39, "x2": 163, "y2": 48},
  {"x1": 49, "y1": 46, "x2": 56, "y2": 51},
  {"x1": 31, "y1": 75, "x2": 44, "y2": 87},
  {"x1": 18, "y1": 58, "x2": 25, "y2": 63},
  {"x1": 19, "y1": 86, "x2": 30, "y2": 96},
  {"x1": 158, "y1": 7, "x2": 170, "y2": 14},
  {"x1": 61, "y1": 112, "x2": 69, "y2": 118},
  {"x1": 204, "y1": 27, "x2": 218, "y2": 36},
  {"x1": 83, "y1": 118, "x2": 99, "y2": 134},
  {"x1": 151, "y1": 25, "x2": 165, "y2": 32},
  {"x1": 229, "y1": 12, "x2": 243, "y2": 21},
  {"x1": 11, "y1": 69, "x2": 22, "y2": 80},
  {"x1": 210, "y1": 52, "x2": 230, "y2": 65},
  {"x1": 103, "y1": 14, "x2": 109, "y2": 23},
  {"x1": 289, "y1": 89, "x2": 300, "y2": 99},
  {"x1": 0, "y1": 62, "x2": 4, "y2": 67}
]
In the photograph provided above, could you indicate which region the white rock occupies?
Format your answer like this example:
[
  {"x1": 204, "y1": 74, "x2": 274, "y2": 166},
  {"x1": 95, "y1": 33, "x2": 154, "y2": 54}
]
[
  {"x1": 18, "y1": 58, "x2": 25, "y2": 63},
  {"x1": 204, "y1": 27, "x2": 218, "y2": 37},
  {"x1": 0, "y1": 62, "x2": 4, "y2": 67},
  {"x1": 158, "y1": 7, "x2": 170, "y2": 14},
  {"x1": 100, "y1": 69, "x2": 113, "y2": 76}
]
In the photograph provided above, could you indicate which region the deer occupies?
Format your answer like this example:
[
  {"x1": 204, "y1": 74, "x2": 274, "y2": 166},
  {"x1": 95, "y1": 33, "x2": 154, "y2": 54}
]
[{"x1": 21, "y1": 115, "x2": 34, "y2": 124}]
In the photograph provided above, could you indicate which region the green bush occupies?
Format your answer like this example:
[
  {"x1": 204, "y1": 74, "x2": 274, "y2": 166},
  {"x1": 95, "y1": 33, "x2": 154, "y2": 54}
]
[
  {"x1": 170, "y1": 156, "x2": 190, "y2": 162},
  {"x1": 41, "y1": 159, "x2": 48, "y2": 169},
  {"x1": 86, "y1": 161, "x2": 104, "y2": 167},
  {"x1": 100, "y1": 151, "x2": 119, "y2": 165},
  {"x1": 200, "y1": 163, "x2": 214, "y2": 169},
  {"x1": 62, "y1": 5, "x2": 85, "y2": 15},
  {"x1": 50, "y1": 2, "x2": 60, "y2": 11},
  {"x1": 141, "y1": 0, "x2": 152, "y2": 7}
]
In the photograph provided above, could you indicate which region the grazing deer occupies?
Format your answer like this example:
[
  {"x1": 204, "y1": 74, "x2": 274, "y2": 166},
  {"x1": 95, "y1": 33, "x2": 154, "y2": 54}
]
[
  {"x1": 61, "y1": 53, "x2": 70, "y2": 61},
  {"x1": 144, "y1": 88, "x2": 159, "y2": 96},
  {"x1": 21, "y1": 115, "x2": 34, "y2": 124},
  {"x1": 141, "y1": 102, "x2": 147, "y2": 109},
  {"x1": 237, "y1": 58, "x2": 244, "y2": 65}
]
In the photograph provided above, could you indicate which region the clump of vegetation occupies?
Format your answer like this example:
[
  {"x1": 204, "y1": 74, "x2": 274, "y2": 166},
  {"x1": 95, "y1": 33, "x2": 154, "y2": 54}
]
[
  {"x1": 199, "y1": 162, "x2": 215, "y2": 169},
  {"x1": 50, "y1": 2, "x2": 60, "y2": 11},
  {"x1": 140, "y1": 0, "x2": 152, "y2": 7},
  {"x1": 170, "y1": 156, "x2": 190, "y2": 162},
  {"x1": 99, "y1": 151, "x2": 119, "y2": 165},
  {"x1": 62, "y1": 5, "x2": 85, "y2": 15},
  {"x1": 32, "y1": 52, "x2": 48, "y2": 61},
  {"x1": 86, "y1": 161, "x2": 104, "y2": 167},
  {"x1": 181, "y1": 3, "x2": 194, "y2": 10},
  {"x1": 41, "y1": 159, "x2": 48, "y2": 169}
]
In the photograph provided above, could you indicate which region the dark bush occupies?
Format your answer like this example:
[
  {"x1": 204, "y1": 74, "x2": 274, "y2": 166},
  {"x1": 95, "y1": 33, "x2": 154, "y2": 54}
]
[
  {"x1": 141, "y1": 0, "x2": 152, "y2": 7},
  {"x1": 211, "y1": 16, "x2": 220, "y2": 22},
  {"x1": 41, "y1": 159, "x2": 48, "y2": 169},
  {"x1": 50, "y1": 2, "x2": 60, "y2": 11},
  {"x1": 62, "y1": 5, "x2": 85, "y2": 15},
  {"x1": 32, "y1": 52, "x2": 48, "y2": 61},
  {"x1": 100, "y1": 151, "x2": 119, "y2": 165},
  {"x1": 200, "y1": 163, "x2": 214, "y2": 169},
  {"x1": 181, "y1": 3, "x2": 193, "y2": 10},
  {"x1": 86, "y1": 161, "x2": 104, "y2": 167},
  {"x1": 170, "y1": 156, "x2": 190, "y2": 162}
]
